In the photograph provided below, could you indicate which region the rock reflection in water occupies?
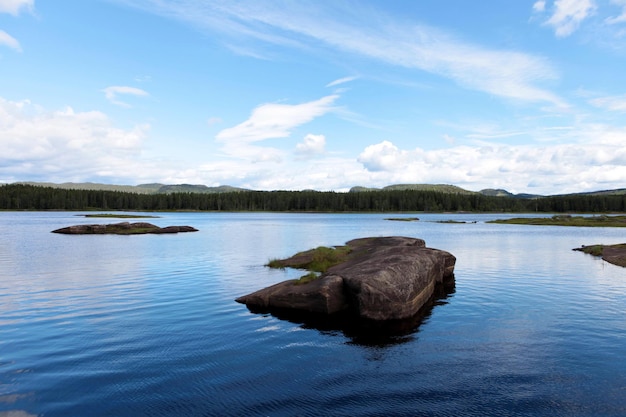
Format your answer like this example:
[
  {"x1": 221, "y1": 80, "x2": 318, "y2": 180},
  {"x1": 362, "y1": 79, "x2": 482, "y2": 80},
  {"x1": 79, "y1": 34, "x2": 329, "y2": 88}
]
[{"x1": 248, "y1": 280, "x2": 455, "y2": 347}]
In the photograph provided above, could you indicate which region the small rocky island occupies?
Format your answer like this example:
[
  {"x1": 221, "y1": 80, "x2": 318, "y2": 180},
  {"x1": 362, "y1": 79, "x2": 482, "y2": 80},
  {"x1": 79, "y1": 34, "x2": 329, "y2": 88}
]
[
  {"x1": 52, "y1": 222, "x2": 198, "y2": 235},
  {"x1": 236, "y1": 236, "x2": 456, "y2": 321}
]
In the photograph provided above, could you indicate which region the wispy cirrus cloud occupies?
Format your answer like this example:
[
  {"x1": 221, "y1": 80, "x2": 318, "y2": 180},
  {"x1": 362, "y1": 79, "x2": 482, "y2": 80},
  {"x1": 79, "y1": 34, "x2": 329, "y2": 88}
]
[
  {"x1": 326, "y1": 76, "x2": 358, "y2": 88},
  {"x1": 102, "y1": 86, "x2": 149, "y2": 108},
  {"x1": 0, "y1": 0, "x2": 33, "y2": 15},
  {"x1": 115, "y1": 0, "x2": 563, "y2": 106},
  {"x1": 533, "y1": 0, "x2": 597, "y2": 37},
  {"x1": 0, "y1": 0, "x2": 32, "y2": 52},
  {"x1": 606, "y1": 0, "x2": 626, "y2": 24},
  {"x1": 215, "y1": 94, "x2": 338, "y2": 162},
  {"x1": 589, "y1": 94, "x2": 626, "y2": 111},
  {"x1": 546, "y1": 0, "x2": 597, "y2": 37},
  {"x1": 0, "y1": 29, "x2": 21, "y2": 51}
]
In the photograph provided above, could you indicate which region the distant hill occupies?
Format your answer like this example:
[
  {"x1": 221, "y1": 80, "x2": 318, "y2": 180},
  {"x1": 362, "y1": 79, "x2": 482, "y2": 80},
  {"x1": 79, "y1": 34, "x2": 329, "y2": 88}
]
[
  {"x1": 17, "y1": 182, "x2": 160, "y2": 194},
  {"x1": 479, "y1": 188, "x2": 514, "y2": 197},
  {"x1": 478, "y1": 188, "x2": 542, "y2": 199},
  {"x1": 349, "y1": 184, "x2": 549, "y2": 198},
  {"x1": 570, "y1": 188, "x2": 626, "y2": 196},
  {"x1": 350, "y1": 184, "x2": 476, "y2": 194},
  {"x1": 155, "y1": 184, "x2": 249, "y2": 194},
  {"x1": 16, "y1": 182, "x2": 249, "y2": 194}
]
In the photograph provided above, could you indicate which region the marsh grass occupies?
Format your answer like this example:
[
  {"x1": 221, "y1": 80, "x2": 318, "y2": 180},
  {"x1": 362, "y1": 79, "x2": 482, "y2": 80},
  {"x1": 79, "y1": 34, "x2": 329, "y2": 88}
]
[
  {"x1": 83, "y1": 214, "x2": 159, "y2": 219},
  {"x1": 578, "y1": 244, "x2": 605, "y2": 256},
  {"x1": 266, "y1": 258, "x2": 286, "y2": 269},
  {"x1": 489, "y1": 215, "x2": 626, "y2": 227}
]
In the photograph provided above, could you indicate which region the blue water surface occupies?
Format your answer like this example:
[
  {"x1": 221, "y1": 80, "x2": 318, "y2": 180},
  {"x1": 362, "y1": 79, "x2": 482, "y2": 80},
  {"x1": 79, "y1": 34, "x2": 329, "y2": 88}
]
[{"x1": 1, "y1": 212, "x2": 625, "y2": 416}]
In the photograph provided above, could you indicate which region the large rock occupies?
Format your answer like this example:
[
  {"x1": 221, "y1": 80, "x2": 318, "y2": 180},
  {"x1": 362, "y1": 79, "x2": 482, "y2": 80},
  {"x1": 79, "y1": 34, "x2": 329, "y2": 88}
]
[{"x1": 236, "y1": 237, "x2": 455, "y2": 321}]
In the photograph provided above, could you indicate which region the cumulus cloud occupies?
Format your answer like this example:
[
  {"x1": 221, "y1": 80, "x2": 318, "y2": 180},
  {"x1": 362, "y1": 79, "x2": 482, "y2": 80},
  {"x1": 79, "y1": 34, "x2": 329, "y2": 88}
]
[
  {"x1": 295, "y1": 134, "x2": 326, "y2": 157},
  {"x1": 0, "y1": 29, "x2": 21, "y2": 51},
  {"x1": 0, "y1": 0, "x2": 33, "y2": 15},
  {"x1": 358, "y1": 141, "x2": 407, "y2": 172},
  {"x1": 543, "y1": 0, "x2": 597, "y2": 37},
  {"x1": 356, "y1": 131, "x2": 626, "y2": 194},
  {"x1": 5, "y1": 92, "x2": 626, "y2": 194},
  {"x1": 102, "y1": 86, "x2": 149, "y2": 108},
  {"x1": 0, "y1": 97, "x2": 152, "y2": 182}
]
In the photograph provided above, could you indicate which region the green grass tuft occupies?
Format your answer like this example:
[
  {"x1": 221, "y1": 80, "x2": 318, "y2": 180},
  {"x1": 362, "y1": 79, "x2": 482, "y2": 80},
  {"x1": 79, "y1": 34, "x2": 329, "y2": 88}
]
[
  {"x1": 294, "y1": 272, "x2": 320, "y2": 285},
  {"x1": 265, "y1": 245, "x2": 352, "y2": 273}
]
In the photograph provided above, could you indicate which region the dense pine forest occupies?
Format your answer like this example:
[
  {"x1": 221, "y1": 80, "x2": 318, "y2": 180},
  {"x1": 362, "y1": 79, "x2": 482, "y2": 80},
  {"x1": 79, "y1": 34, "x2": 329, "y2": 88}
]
[{"x1": 2, "y1": 183, "x2": 626, "y2": 212}]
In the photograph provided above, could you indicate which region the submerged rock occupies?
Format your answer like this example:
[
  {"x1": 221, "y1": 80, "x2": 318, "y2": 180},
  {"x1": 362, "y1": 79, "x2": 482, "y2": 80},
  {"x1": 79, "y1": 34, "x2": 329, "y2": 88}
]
[
  {"x1": 51, "y1": 222, "x2": 198, "y2": 235},
  {"x1": 236, "y1": 236, "x2": 455, "y2": 321}
]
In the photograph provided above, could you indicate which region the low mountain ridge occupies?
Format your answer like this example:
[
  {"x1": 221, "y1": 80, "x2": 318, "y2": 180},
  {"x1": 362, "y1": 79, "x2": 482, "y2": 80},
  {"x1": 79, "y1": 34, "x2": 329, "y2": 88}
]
[
  {"x1": 349, "y1": 184, "x2": 475, "y2": 194},
  {"x1": 17, "y1": 182, "x2": 249, "y2": 194},
  {"x1": 11, "y1": 181, "x2": 626, "y2": 198}
]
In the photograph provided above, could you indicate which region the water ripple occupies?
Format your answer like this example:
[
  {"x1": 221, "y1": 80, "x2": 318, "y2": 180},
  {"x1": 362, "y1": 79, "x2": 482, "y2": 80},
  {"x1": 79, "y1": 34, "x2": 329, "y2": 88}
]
[{"x1": 2, "y1": 212, "x2": 626, "y2": 416}]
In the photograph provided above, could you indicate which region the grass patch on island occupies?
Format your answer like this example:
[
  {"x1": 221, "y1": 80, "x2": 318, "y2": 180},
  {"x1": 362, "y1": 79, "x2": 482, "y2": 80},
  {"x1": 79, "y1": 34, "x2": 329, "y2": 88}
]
[
  {"x1": 489, "y1": 214, "x2": 626, "y2": 227},
  {"x1": 294, "y1": 272, "x2": 320, "y2": 285},
  {"x1": 266, "y1": 245, "x2": 353, "y2": 273},
  {"x1": 83, "y1": 213, "x2": 159, "y2": 219}
]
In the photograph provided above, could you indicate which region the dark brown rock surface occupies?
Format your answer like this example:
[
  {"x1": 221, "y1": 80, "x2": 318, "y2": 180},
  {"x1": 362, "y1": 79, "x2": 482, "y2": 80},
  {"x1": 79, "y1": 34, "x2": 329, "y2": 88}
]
[
  {"x1": 51, "y1": 222, "x2": 198, "y2": 235},
  {"x1": 236, "y1": 236, "x2": 456, "y2": 321}
]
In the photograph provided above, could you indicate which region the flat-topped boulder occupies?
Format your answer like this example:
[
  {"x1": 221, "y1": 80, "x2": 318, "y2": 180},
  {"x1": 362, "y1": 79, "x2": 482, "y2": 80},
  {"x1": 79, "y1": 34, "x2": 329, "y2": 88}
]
[
  {"x1": 52, "y1": 222, "x2": 198, "y2": 235},
  {"x1": 236, "y1": 237, "x2": 455, "y2": 321}
]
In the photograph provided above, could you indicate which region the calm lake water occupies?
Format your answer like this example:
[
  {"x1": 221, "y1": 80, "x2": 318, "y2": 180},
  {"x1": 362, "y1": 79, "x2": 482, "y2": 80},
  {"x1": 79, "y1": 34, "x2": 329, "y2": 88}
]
[{"x1": 1, "y1": 211, "x2": 626, "y2": 416}]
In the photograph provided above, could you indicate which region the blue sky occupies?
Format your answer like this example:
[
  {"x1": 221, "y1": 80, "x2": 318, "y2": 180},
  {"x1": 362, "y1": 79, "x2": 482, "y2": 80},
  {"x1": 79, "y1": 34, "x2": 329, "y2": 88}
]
[{"x1": 2, "y1": 0, "x2": 626, "y2": 194}]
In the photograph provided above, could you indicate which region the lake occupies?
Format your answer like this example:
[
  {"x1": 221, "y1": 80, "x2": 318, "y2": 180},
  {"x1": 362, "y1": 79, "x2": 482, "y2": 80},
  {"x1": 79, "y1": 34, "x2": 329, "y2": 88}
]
[{"x1": 1, "y1": 211, "x2": 626, "y2": 416}]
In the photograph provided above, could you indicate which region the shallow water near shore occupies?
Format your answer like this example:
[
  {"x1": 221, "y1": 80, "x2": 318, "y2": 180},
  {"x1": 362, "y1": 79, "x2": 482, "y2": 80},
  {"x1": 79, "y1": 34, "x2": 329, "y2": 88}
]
[{"x1": 1, "y1": 211, "x2": 626, "y2": 416}]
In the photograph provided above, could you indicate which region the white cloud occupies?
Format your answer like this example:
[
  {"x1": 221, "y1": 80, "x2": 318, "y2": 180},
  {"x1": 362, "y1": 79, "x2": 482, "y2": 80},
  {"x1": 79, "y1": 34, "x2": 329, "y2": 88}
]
[
  {"x1": 544, "y1": 0, "x2": 597, "y2": 37},
  {"x1": 0, "y1": 29, "x2": 21, "y2": 51},
  {"x1": 589, "y1": 94, "x2": 626, "y2": 111},
  {"x1": 326, "y1": 76, "x2": 358, "y2": 88},
  {"x1": 356, "y1": 129, "x2": 626, "y2": 194},
  {"x1": 214, "y1": 94, "x2": 338, "y2": 162},
  {"x1": 4, "y1": 93, "x2": 626, "y2": 194},
  {"x1": 102, "y1": 86, "x2": 149, "y2": 108},
  {"x1": 606, "y1": 0, "x2": 626, "y2": 24},
  {"x1": 117, "y1": 1, "x2": 563, "y2": 106},
  {"x1": 533, "y1": 1, "x2": 547, "y2": 13},
  {"x1": 358, "y1": 140, "x2": 407, "y2": 172},
  {"x1": 0, "y1": 97, "x2": 153, "y2": 182},
  {"x1": 0, "y1": 0, "x2": 33, "y2": 15},
  {"x1": 295, "y1": 133, "x2": 326, "y2": 156},
  {"x1": 216, "y1": 94, "x2": 337, "y2": 143},
  {"x1": 207, "y1": 116, "x2": 222, "y2": 126}
]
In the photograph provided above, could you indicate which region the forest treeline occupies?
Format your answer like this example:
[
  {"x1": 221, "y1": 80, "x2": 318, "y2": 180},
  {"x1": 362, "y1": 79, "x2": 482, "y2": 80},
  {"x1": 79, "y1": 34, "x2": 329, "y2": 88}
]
[{"x1": 2, "y1": 183, "x2": 626, "y2": 212}]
